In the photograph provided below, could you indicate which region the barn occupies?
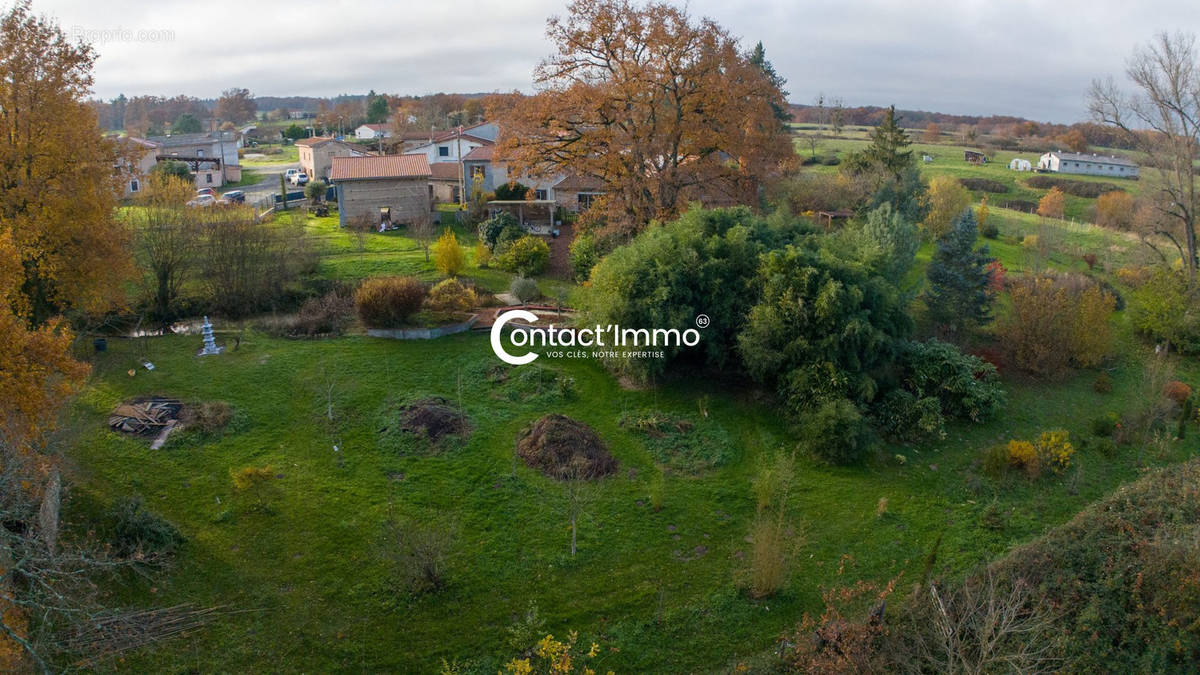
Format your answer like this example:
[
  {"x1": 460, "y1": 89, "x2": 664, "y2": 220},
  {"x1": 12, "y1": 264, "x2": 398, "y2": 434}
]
[
  {"x1": 330, "y1": 154, "x2": 432, "y2": 230},
  {"x1": 1037, "y1": 151, "x2": 1139, "y2": 178}
]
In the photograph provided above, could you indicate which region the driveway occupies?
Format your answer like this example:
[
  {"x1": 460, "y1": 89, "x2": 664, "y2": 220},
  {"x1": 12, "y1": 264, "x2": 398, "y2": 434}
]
[{"x1": 230, "y1": 159, "x2": 301, "y2": 202}]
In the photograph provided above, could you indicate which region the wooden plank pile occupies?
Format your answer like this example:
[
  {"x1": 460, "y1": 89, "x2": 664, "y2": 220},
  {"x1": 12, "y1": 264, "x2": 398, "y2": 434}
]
[{"x1": 108, "y1": 398, "x2": 182, "y2": 435}]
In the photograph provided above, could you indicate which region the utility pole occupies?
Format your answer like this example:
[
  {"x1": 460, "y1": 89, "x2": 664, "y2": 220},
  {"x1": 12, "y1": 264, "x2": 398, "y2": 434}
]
[{"x1": 456, "y1": 125, "x2": 464, "y2": 209}]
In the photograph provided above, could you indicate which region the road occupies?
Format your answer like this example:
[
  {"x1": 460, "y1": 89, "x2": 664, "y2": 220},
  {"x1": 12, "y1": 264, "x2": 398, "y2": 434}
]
[{"x1": 229, "y1": 159, "x2": 300, "y2": 203}]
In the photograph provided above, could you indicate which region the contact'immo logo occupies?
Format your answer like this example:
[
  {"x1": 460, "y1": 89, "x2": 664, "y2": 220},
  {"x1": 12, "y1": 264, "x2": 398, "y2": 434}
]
[{"x1": 490, "y1": 309, "x2": 703, "y2": 365}]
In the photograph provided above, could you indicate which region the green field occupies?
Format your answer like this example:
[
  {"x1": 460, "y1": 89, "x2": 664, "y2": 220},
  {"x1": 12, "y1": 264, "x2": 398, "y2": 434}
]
[
  {"x1": 793, "y1": 128, "x2": 1150, "y2": 224},
  {"x1": 65, "y1": 204, "x2": 1200, "y2": 671}
]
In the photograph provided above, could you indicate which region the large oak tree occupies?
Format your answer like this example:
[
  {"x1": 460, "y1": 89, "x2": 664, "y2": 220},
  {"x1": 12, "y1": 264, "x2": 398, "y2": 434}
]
[{"x1": 494, "y1": 0, "x2": 792, "y2": 237}]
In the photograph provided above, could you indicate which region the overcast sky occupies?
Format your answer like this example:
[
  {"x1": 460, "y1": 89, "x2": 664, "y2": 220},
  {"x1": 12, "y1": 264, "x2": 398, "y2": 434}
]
[{"x1": 35, "y1": 0, "x2": 1200, "y2": 123}]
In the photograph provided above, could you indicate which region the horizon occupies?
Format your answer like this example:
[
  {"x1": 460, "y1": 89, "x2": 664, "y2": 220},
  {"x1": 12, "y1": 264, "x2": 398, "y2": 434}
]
[{"x1": 38, "y1": 0, "x2": 1200, "y2": 125}]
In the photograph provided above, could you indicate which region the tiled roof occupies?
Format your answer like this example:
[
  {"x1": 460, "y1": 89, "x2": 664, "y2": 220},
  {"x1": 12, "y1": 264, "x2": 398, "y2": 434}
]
[
  {"x1": 553, "y1": 173, "x2": 606, "y2": 191},
  {"x1": 429, "y1": 163, "x2": 461, "y2": 180},
  {"x1": 462, "y1": 145, "x2": 494, "y2": 162},
  {"x1": 425, "y1": 131, "x2": 494, "y2": 145},
  {"x1": 295, "y1": 136, "x2": 333, "y2": 147},
  {"x1": 329, "y1": 154, "x2": 431, "y2": 181}
]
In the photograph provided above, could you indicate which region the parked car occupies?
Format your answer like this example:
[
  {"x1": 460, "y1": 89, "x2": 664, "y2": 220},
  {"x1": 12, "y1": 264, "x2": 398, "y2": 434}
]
[
  {"x1": 186, "y1": 194, "x2": 216, "y2": 208},
  {"x1": 221, "y1": 190, "x2": 245, "y2": 204},
  {"x1": 287, "y1": 169, "x2": 308, "y2": 186},
  {"x1": 195, "y1": 187, "x2": 216, "y2": 197}
]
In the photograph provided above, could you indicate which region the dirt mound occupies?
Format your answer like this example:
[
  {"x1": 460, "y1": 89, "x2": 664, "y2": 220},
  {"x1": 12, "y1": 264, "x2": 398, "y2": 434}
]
[
  {"x1": 516, "y1": 414, "x2": 616, "y2": 480},
  {"x1": 394, "y1": 397, "x2": 468, "y2": 442}
]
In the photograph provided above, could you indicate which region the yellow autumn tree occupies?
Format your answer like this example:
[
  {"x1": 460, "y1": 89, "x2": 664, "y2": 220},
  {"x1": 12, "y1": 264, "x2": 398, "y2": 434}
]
[
  {"x1": 431, "y1": 228, "x2": 467, "y2": 277},
  {"x1": 977, "y1": 194, "x2": 990, "y2": 230},
  {"x1": 1037, "y1": 186, "x2": 1066, "y2": 220},
  {"x1": 0, "y1": 5, "x2": 122, "y2": 665},
  {"x1": 922, "y1": 175, "x2": 972, "y2": 238},
  {"x1": 0, "y1": 1, "x2": 131, "y2": 324}
]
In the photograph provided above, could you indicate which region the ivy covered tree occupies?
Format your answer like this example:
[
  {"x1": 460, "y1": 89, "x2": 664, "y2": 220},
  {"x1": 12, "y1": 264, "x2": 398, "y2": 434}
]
[{"x1": 924, "y1": 208, "x2": 995, "y2": 337}]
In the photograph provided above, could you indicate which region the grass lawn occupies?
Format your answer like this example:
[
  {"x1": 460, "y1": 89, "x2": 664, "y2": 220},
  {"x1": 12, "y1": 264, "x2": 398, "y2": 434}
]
[
  {"x1": 65, "y1": 207, "x2": 1200, "y2": 670},
  {"x1": 241, "y1": 143, "x2": 299, "y2": 166},
  {"x1": 277, "y1": 209, "x2": 576, "y2": 300}
]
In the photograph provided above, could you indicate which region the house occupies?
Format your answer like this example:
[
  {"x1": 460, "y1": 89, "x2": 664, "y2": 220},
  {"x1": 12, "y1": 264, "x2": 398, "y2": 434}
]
[
  {"x1": 297, "y1": 136, "x2": 366, "y2": 181},
  {"x1": 430, "y1": 162, "x2": 463, "y2": 203},
  {"x1": 406, "y1": 130, "x2": 492, "y2": 164},
  {"x1": 1037, "y1": 151, "x2": 1139, "y2": 178},
  {"x1": 354, "y1": 124, "x2": 392, "y2": 140},
  {"x1": 329, "y1": 154, "x2": 432, "y2": 230},
  {"x1": 117, "y1": 137, "x2": 159, "y2": 197},
  {"x1": 552, "y1": 173, "x2": 606, "y2": 213},
  {"x1": 1009, "y1": 158, "x2": 1032, "y2": 172},
  {"x1": 145, "y1": 131, "x2": 242, "y2": 188},
  {"x1": 964, "y1": 150, "x2": 988, "y2": 164}
]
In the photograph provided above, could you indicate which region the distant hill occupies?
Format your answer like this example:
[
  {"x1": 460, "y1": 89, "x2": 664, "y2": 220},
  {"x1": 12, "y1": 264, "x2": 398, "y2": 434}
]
[{"x1": 787, "y1": 103, "x2": 1046, "y2": 130}]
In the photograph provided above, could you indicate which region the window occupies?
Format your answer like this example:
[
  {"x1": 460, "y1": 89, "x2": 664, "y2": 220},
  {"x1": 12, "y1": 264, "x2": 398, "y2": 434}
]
[
  {"x1": 451, "y1": 186, "x2": 461, "y2": 203},
  {"x1": 535, "y1": 189, "x2": 547, "y2": 200},
  {"x1": 471, "y1": 165, "x2": 485, "y2": 180},
  {"x1": 129, "y1": 179, "x2": 139, "y2": 193},
  {"x1": 578, "y1": 192, "x2": 599, "y2": 210},
  {"x1": 197, "y1": 149, "x2": 204, "y2": 157},
  {"x1": 205, "y1": 173, "x2": 213, "y2": 184},
  {"x1": 438, "y1": 146, "x2": 450, "y2": 157}
]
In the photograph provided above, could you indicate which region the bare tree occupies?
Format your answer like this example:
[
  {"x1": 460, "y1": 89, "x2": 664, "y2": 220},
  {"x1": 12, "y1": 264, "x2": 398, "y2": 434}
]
[
  {"x1": 891, "y1": 570, "x2": 1057, "y2": 674},
  {"x1": 829, "y1": 96, "x2": 845, "y2": 137},
  {"x1": 805, "y1": 93, "x2": 827, "y2": 159},
  {"x1": 410, "y1": 211, "x2": 435, "y2": 263},
  {"x1": 1090, "y1": 31, "x2": 1200, "y2": 277},
  {"x1": 130, "y1": 175, "x2": 200, "y2": 327}
]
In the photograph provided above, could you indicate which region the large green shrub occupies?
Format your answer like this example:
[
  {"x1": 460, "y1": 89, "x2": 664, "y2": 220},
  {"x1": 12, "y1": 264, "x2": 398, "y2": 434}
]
[
  {"x1": 568, "y1": 231, "x2": 601, "y2": 281},
  {"x1": 477, "y1": 212, "x2": 526, "y2": 252},
  {"x1": 354, "y1": 276, "x2": 426, "y2": 328},
  {"x1": 582, "y1": 206, "x2": 806, "y2": 382},
  {"x1": 738, "y1": 240, "x2": 911, "y2": 417},
  {"x1": 494, "y1": 235, "x2": 550, "y2": 275},
  {"x1": 875, "y1": 339, "x2": 1003, "y2": 441},
  {"x1": 1131, "y1": 269, "x2": 1200, "y2": 353},
  {"x1": 799, "y1": 398, "x2": 876, "y2": 465}
]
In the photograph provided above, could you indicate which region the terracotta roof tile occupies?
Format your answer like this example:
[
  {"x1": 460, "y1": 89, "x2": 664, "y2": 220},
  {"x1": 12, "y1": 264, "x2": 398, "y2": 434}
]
[
  {"x1": 462, "y1": 145, "x2": 494, "y2": 162},
  {"x1": 330, "y1": 154, "x2": 431, "y2": 181},
  {"x1": 429, "y1": 163, "x2": 461, "y2": 180}
]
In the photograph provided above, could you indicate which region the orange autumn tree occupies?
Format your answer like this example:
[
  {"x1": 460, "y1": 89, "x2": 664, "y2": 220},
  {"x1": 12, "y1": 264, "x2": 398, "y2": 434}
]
[
  {"x1": 0, "y1": 0, "x2": 131, "y2": 326},
  {"x1": 1037, "y1": 186, "x2": 1066, "y2": 220},
  {"x1": 0, "y1": 3, "x2": 127, "y2": 668},
  {"x1": 494, "y1": 0, "x2": 792, "y2": 238}
]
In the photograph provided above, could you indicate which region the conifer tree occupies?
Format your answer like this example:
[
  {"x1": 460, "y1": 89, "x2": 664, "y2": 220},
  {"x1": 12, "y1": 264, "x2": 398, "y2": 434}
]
[
  {"x1": 924, "y1": 208, "x2": 994, "y2": 336},
  {"x1": 862, "y1": 105, "x2": 913, "y2": 178}
]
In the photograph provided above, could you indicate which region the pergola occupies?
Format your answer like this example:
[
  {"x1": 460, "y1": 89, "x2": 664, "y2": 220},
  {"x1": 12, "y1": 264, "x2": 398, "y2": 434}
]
[{"x1": 487, "y1": 200, "x2": 558, "y2": 234}]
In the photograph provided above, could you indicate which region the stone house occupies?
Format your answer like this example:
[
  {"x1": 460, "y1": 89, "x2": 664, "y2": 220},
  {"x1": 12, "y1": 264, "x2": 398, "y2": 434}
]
[
  {"x1": 330, "y1": 154, "x2": 432, "y2": 230},
  {"x1": 297, "y1": 136, "x2": 365, "y2": 181}
]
